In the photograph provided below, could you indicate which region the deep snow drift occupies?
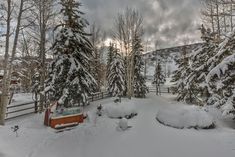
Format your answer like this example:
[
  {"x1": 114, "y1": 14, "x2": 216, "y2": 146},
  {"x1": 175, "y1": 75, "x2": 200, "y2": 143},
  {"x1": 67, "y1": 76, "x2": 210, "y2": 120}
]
[{"x1": 1, "y1": 93, "x2": 235, "y2": 157}]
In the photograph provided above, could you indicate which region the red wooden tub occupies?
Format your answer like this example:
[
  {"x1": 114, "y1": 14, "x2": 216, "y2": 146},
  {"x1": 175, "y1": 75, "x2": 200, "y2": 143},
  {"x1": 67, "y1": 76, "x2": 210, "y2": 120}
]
[
  {"x1": 44, "y1": 103, "x2": 84, "y2": 129},
  {"x1": 50, "y1": 113, "x2": 84, "y2": 129}
]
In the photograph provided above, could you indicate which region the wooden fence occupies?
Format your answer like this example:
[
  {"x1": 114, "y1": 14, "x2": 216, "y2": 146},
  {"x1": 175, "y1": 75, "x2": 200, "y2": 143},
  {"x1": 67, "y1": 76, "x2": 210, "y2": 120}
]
[
  {"x1": 5, "y1": 91, "x2": 110, "y2": 120},
  {"x1": 148, "y1": 86, "x2": 171, "y2": 94},
  {"x1": 6, "y1": 101, "x2": 36, "y2": 120}
]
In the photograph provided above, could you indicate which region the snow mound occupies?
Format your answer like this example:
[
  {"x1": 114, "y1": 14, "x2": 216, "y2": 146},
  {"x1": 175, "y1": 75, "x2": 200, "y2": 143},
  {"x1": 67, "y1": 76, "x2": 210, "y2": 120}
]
[
  {"x1": 118, "y1": 118, "x2": 129, "y2": 130},
  {"x1": 156, "y1": 105, "x2": 215, "y2": 129},
  {"x1": 104, "y1": 101, "x2": 137, "y2": 119}
]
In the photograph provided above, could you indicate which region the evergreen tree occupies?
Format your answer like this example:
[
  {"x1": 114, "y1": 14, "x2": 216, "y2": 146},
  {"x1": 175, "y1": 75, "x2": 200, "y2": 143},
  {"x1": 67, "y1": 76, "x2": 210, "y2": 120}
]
[
  {"x1": 107, "y1": 42, "x2": 115, "y2": 66},
  {"x1": 91, "y1": 48, "x2": 102, "y2": 92},
  {"x1": 45, "y1": 0, "x2": 96, "y2": 107},
  {"x1": 153, "y1": 61, "x2": 165, "y2": 95},
  {"x1": 185, "y1": 25, "x2": 217, "y2": 105},
  {"x1": 106, "y1": 43, "x2": 114, "y2": 90},
  {"x1": 107, "y1": 51, "x2": 126, "y2": 97},
  {"x1": 171, "y1": 47, "x2": 191, "y2": 102},
  {"x1": 206, "y1": 31, "x2": 235, "y2": 117},
  {"x1": 132, "y1": 36, "x2": 148, "y2": 98}
]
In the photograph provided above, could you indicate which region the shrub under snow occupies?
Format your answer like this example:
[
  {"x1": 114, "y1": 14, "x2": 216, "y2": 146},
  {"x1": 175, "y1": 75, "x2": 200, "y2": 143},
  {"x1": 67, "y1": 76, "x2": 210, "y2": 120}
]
[
  {"x1": 104, "y1": 101, "x2": 137, "y2": 119},
  {"x1": 118, "y1": 118, "x2": 129, "y2": 130},
  {"x1": 156, "y1": 105, "x2": 215, "y2": 129}
]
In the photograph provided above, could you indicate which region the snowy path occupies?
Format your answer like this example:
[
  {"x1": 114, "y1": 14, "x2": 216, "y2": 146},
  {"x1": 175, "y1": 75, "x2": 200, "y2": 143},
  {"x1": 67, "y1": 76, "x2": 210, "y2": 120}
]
[{"x1": 1, "y1": 93, "x2": 235, "y2": 157}]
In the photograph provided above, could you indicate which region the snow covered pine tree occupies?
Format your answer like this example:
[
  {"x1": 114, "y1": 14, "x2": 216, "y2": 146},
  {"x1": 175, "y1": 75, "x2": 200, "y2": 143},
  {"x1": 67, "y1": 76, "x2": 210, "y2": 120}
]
[
  {"x1": 132, "y1": 35, "x2": 148, "y2": 98},
  {"x1": 171, "y1": 46, "x2": 191, "y2": 101},
  {"x1": 107, "y1": 42, "x2": 115, "y2": 67},
  {"x1": 184, "y1": 25, "x2": 217, "y2": 105},
  {"x1": 153, "y1": 61, "x2": 165, "y2": 95},
  {"x1": 206, "y1": 31, "x2": 235, "y2": 117},
  {"x1": 107, "y1": 49, "x2": 126, "y2": 97},
  {"x1": 106, "y1": 43, "x2": 114, "y2": 94},
  {"x1": 45, "y1": 0, "x2": 96, "y2": 107}
]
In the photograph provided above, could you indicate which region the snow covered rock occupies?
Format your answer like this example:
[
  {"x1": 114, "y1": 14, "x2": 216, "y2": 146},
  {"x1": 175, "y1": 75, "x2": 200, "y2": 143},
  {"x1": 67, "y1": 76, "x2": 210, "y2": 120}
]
[
  {"x1": 118, "y1": 118, "x2": 129, "y2": 130},
  {"x1": 104, "y1": 101, "x2": 137, "y2": 119},
  {"x1": 156, "y1": 105, "x2": 215, "y2": 129}
]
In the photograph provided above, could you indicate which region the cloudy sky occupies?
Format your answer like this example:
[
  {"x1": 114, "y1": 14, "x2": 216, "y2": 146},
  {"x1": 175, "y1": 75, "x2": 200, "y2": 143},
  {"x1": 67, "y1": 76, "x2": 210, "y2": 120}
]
[{"x1": 81, "y1": 0, "x2": 203, "y2": 50}]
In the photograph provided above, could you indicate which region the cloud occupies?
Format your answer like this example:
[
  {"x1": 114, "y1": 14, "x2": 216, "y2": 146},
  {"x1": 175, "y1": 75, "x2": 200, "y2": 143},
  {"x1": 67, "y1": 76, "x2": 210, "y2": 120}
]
[{"x1": 81, "y1": 0, "x2": 202, "y2": 50}]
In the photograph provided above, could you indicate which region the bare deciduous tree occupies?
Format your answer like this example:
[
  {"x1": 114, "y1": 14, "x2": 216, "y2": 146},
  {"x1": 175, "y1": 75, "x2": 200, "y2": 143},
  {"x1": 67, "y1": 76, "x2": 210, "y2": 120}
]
[
  {"x1": 25, "y1": 0, "x2": 57, "y2": 112},
  {"x1": 90, "y1": 23, "x2": 106, "y2": 91},
  {"x1": 113, "y1": 8, "x2": 144, "y2": 98},
  {"x1": 201, "y1": 0, "x2": 235, "y2": 38},
  {"x1": 0, "y1": 0, "x2": 29, "y2": 125}
]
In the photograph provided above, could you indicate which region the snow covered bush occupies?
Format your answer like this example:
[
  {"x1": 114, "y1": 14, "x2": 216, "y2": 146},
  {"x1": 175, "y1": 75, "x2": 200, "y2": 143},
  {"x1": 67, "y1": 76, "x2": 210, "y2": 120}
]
[
  {"x1": 118, "y1": 118, "x2": 129, "y2": 130},
  {"x1": 156, "y1": 106, "x2": 215, "y2": 129},
  {"x1": 104, "y1": 101, "x2": 137, "y2": 119}
]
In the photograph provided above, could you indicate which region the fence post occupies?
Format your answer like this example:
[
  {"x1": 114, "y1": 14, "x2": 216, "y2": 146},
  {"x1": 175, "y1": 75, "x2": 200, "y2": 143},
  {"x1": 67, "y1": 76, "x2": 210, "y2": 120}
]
[
  {"x1": 102, "y1": 92, "x2": 103, "y2": 99},
  {"x1": 34, "y1": 101, "x2": 38, "y2": 113},
  {"x1": 159, "y1": 85, "x2": 161, "y2": 96},
  {"x1": 34, "y1": 93, "x2": 38, "y2": 113},
  {"x1": 156, "y1": 84, "x2": 158, "y2": 95},
  {"x1": 8, "y1": 92, "x2": 14, "y2": 105},
  {"x1": 168, "y1": 87, "x2": 170, "y2": 93}
]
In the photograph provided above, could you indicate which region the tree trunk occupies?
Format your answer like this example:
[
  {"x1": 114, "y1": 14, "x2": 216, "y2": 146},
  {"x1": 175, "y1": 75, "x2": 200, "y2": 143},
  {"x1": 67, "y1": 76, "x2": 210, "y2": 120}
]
[
  {"x1": 210, "y1": 0, "x2": 215, "y2": 33},
  {"x1": 130, "y1": 52, "x2": 135, "y2": 97},
  {"x1": 34, "y1": 93, "x2": 38, "y2": 113},
  {"x1": 0, "y1": 0, "x2": 11, "y2": 125},
  {"x1": 216, "y1": 0, "x2": 220, "y2": 37},
  {"x1": 39, "y1": 0, "x2": 46, "y2": 112},
  {"x1": 0, "y1": 95, "x2": 9, "y2": 124},
  {"x1": 127, "y1": 59, "x2": 131, "y2": 99},
  {"x1": 144, "y1": 58, "x2": 147, "y2": 78},
  {"x1": 156, "y1": 83, "x2": 158, "y2": 95},
  {"x1": 7, "y1": 0, "x2": 24, "y2": 91},
  {"x1": 159, "y1": 84, "x2": 161, "y2": 96},
  {"x1": 223, "y1": 4, "x2": 227, "y2": 33},
  {"x1": 127, "y1": 52, "x2": 135, "y2": 99},
  {"x1": 231, "y1": 1, "x2": 233, "y2": 31}
]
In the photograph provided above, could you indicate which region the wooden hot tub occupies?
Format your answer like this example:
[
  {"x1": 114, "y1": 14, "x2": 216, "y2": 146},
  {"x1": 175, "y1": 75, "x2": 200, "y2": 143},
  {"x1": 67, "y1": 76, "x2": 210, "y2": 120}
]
[
  {"x1": 50, "y1": 113, "x2": 84, "y2": 129},
  {"x1": 44, "y1": 105, "x2": 84, "y2": 129}
]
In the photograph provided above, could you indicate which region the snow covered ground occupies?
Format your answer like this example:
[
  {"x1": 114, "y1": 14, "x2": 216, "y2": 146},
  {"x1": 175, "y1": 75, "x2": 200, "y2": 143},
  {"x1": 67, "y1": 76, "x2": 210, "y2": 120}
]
[
  {"x1": 10, "y1": 93, "x2": 34, "y2": 106},
  {"x1": 1, "y1": 93, "x2": 235, "y2": 157}
]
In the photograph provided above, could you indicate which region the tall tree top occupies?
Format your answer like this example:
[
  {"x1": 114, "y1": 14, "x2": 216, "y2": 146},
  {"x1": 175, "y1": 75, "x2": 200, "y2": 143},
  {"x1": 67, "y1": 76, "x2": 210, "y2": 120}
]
[
  {"x1": 53, "y1": 0, "x2": 93, "y2": 65},
  {"x1": 60, "y1": 0, "x2": 87, "y2": 28}
]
